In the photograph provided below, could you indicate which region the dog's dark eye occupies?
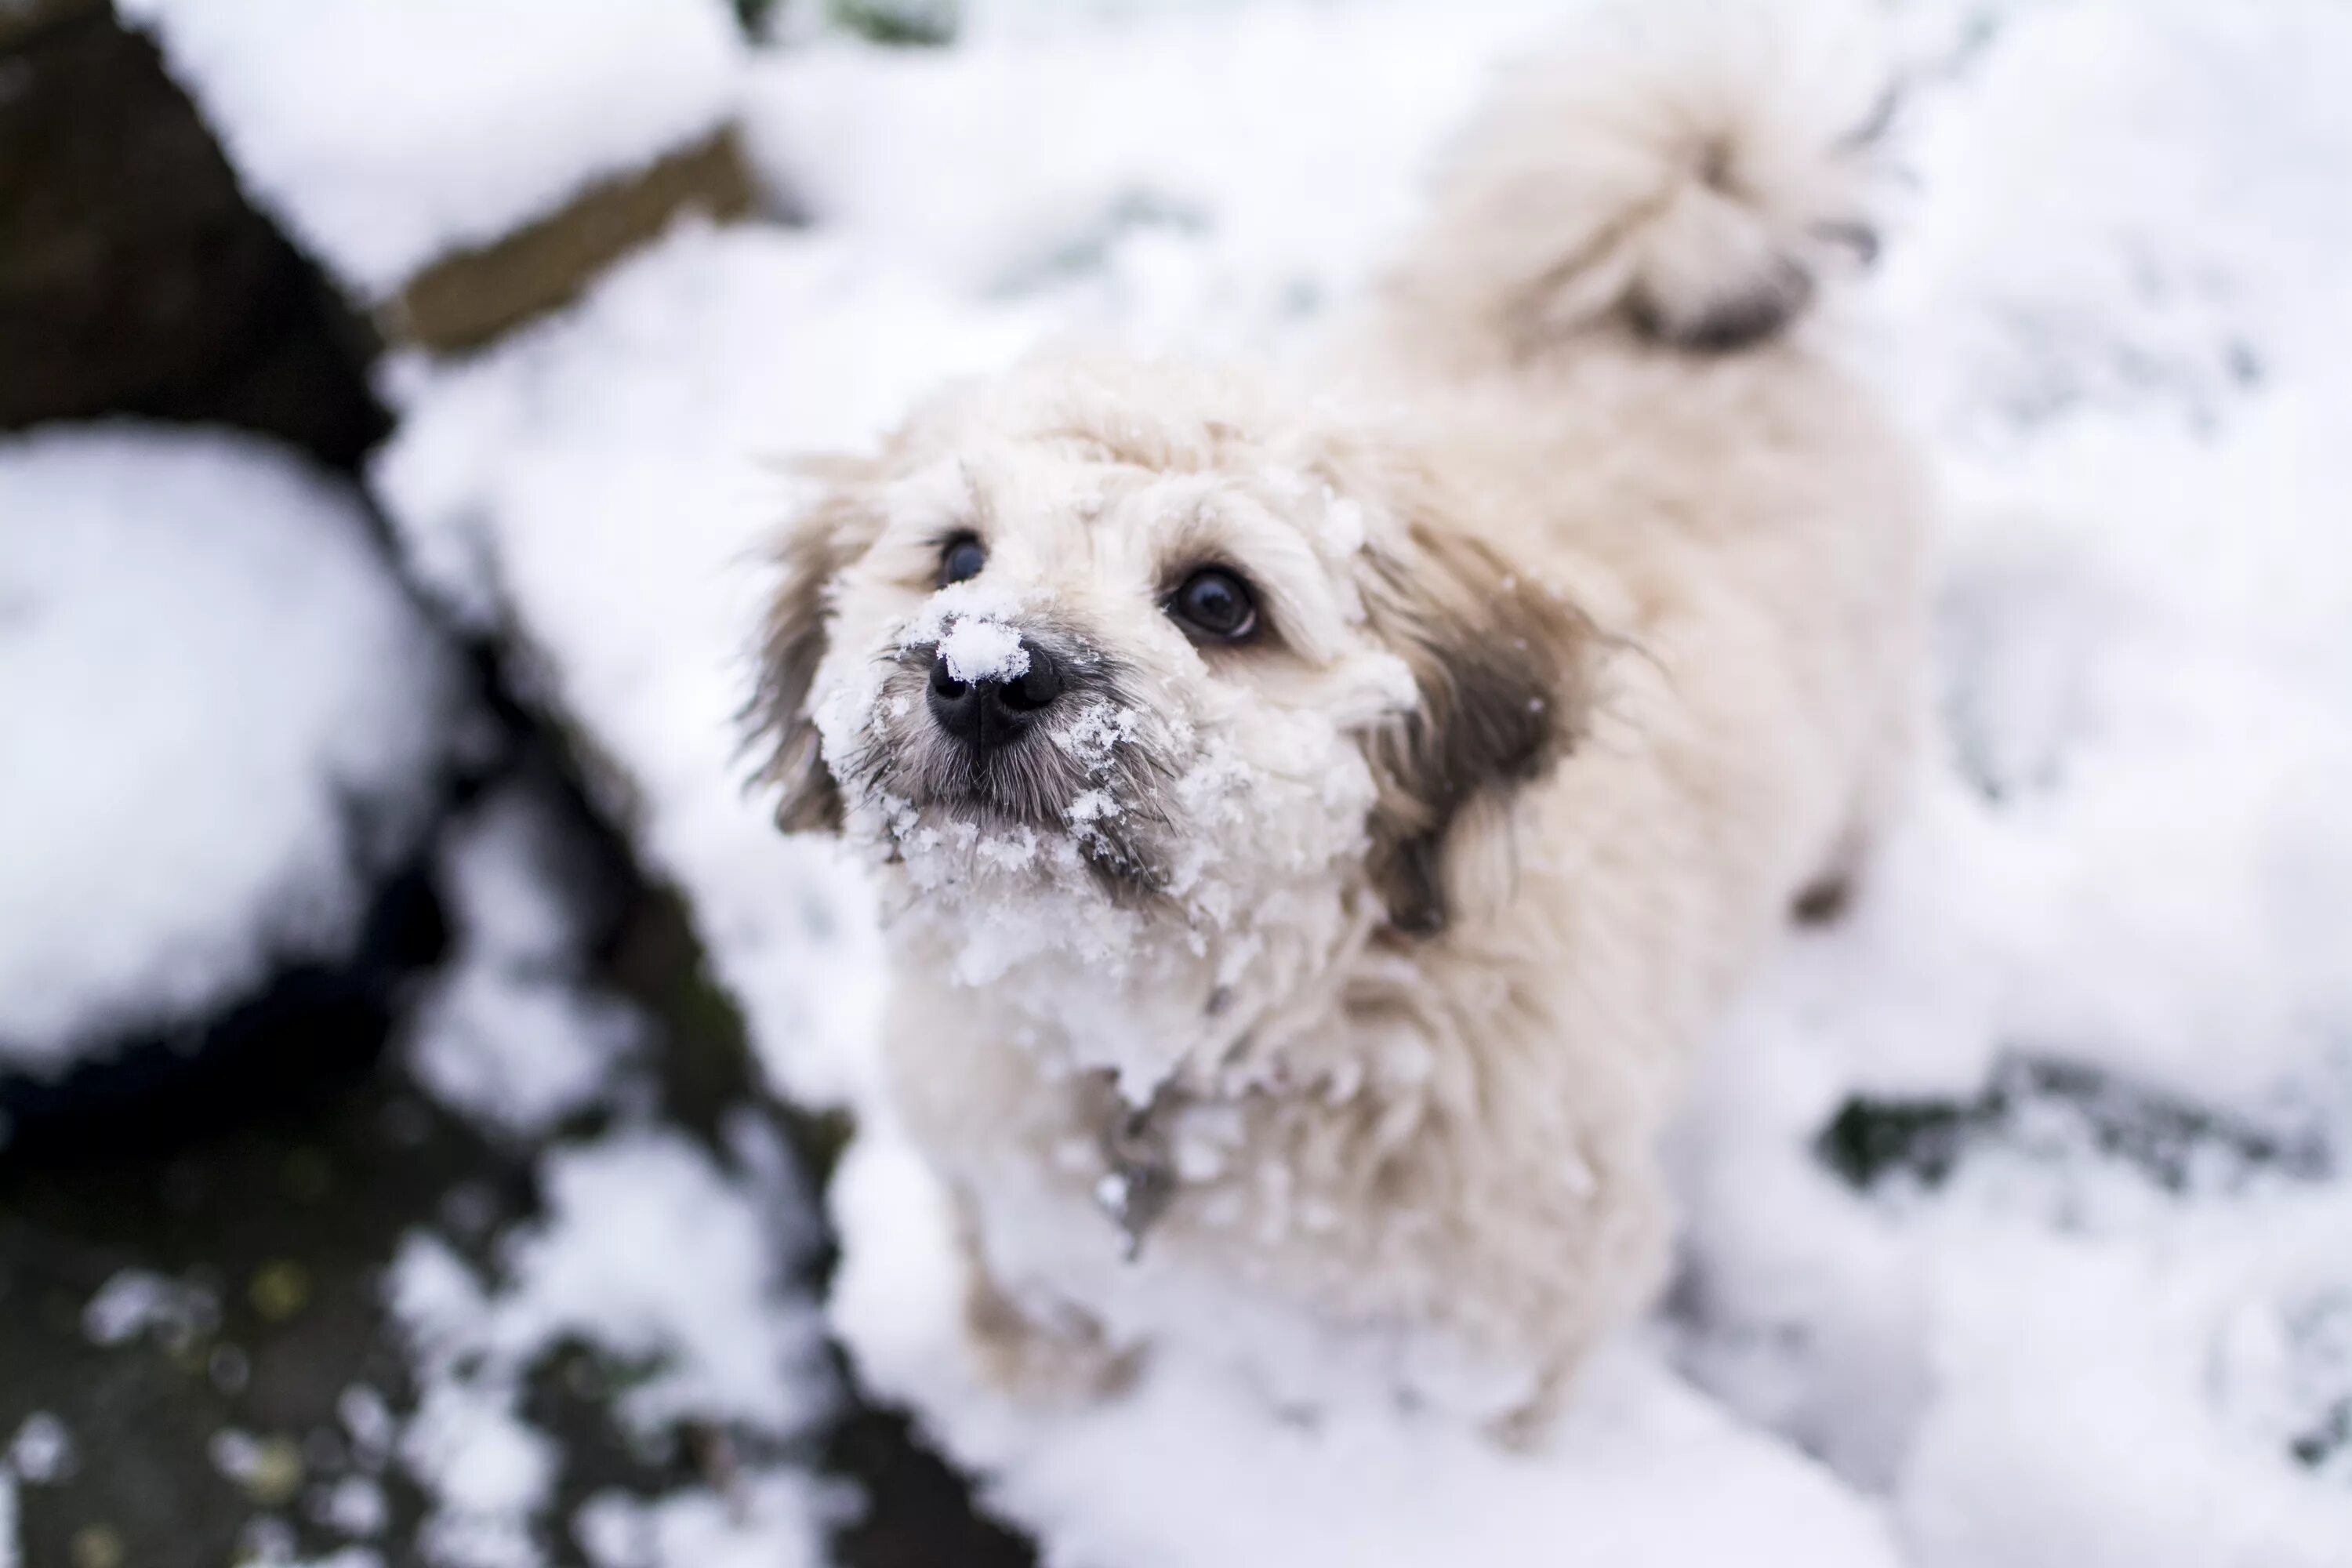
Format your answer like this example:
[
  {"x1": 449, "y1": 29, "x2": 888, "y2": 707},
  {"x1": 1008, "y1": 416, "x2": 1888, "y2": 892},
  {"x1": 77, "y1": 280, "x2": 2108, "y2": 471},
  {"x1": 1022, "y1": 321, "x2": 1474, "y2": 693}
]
[
  {"x1": 1168, "y1": 567, "x2": 1258, "y2": 642},
  {"x1": 938, "y1": 533, "x2": 986, "y2": 587}
]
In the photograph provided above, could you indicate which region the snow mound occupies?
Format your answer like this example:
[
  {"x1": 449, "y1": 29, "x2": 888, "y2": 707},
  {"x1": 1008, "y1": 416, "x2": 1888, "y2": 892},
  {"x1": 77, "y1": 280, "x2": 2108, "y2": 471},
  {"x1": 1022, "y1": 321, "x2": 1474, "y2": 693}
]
[
  {"x1": 0, "y1": 425, "x2": 457, "y2": 1075},
  {"x1": 117, "y1": 0, "x2": 746, "y2": 298}
]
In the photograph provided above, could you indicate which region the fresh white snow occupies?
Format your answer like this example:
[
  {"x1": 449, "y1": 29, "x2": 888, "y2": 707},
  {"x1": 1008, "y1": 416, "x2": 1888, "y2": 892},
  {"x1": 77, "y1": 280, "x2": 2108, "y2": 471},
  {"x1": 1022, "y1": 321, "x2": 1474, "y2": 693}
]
[
  {"x1": 116, "y1": 0, "x2": 746, "y2": 297},
  {"x1": 378, "y1": 225, "x2": 1039, "y2": 1110},
  {"x1": 574, "y1": 1471, "x2": 840, "y2": 1568},
  {"x1": 0, "y1": 424, "x2": 458, "y2": 1075},
  {"x1": 403, "y1": 780, "x2": 642, "y2": 1137},
  {"x1": 79, "y1": 1268, "x2": 221, "y2": 1351},
  {"x1": 2, "y1": 1417, "x2": 74, "y2": 1488},
  {"x1": 832, "y1": 1124, "x2": 1907, "y2": 1567},
  {"x1": 358, "y1": 0, "x2": 2352, "y2": 1563}
]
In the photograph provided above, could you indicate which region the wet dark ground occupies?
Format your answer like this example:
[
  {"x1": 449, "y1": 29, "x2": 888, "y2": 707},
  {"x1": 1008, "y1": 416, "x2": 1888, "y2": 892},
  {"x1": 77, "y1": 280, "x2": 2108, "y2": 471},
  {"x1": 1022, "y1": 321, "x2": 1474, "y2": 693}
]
[{"x1": 0, "y1": 750, "x2": 1034, "y2": 1568}]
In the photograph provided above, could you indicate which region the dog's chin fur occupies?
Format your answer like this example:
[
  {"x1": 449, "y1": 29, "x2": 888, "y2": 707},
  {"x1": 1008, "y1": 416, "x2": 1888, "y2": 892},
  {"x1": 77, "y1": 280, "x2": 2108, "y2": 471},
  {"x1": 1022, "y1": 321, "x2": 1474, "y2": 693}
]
[
  {"x1": 834, "y1": 641, "x2": 1182, "y2": 902},
  {"x1": 752, "y1": 3, "x2": 1929, "y2": 1436}
]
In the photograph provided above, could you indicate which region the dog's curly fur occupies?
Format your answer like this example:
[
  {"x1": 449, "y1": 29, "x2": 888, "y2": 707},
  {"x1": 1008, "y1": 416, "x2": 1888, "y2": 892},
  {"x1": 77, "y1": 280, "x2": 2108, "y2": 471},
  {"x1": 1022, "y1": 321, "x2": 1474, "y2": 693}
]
[{"x1": 753, "y1": 4, "x2": 1927, "y2": 1436}]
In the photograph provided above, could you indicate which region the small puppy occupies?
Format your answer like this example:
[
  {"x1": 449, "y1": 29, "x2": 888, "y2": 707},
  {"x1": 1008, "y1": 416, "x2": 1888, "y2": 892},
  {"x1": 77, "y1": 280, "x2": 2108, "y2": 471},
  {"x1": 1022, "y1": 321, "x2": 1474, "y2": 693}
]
[{"x1": 754, "y1": 10, "x2": 1927, "y2": 1434}]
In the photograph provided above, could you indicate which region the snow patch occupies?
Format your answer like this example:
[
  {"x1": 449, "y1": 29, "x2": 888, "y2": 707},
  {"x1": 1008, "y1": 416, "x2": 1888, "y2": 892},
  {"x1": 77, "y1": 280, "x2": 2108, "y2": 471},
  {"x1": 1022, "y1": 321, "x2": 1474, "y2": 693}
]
[
  {"x1": 311, "y1": 1475, "x2": 390, "y2": 1541},
  {"x1": 80, "y1": 1269, "x2": 221, "y2": 1349},
  {"x1": 2, "y1": 1415, "x2": 72, "y2": 1486},
  {"x1": 383, "y1": 1126, "x2": 834, "y2": 1564},
  {"x1": 575, "y1": 1472, "x2": 845, "y2": 1568},
  {"x1": 405, "y1": 780, "x2": 641, "y2": 1136}
]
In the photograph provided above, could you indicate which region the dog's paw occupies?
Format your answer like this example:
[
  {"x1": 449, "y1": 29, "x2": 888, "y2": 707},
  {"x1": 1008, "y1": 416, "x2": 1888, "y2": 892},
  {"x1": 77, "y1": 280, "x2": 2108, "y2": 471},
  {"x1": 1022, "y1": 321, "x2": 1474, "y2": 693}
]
[
  {"x1": 1482, "y1": 1356, "x2": 1588, "y2": 1454},
  {"x1": 1486, "y1": 1391, "x2": 1563, "y2": 1454},
  {"x1": 963, "y1": 1270, "x2": 1144, "y2": 1407}
]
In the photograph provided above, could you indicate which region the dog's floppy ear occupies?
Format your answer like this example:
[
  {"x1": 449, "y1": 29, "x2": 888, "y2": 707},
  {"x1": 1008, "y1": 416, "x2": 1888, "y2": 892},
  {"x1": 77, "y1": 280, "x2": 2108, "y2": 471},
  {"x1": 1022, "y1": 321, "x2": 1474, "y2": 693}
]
[
  {"x1": 1348, "y1": 466, "x2": 1599, "y2": 937},
  {"x1": 750, "y1": 459, "x2": 884, "y2": 834}
]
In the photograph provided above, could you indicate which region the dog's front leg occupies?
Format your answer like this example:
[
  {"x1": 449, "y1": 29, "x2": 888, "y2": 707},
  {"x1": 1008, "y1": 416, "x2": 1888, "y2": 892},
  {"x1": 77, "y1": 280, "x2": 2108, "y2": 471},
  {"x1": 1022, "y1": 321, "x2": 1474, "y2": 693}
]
[{"x1": 954, "y1": 1190, "x2": 1144, "y2": 1405}]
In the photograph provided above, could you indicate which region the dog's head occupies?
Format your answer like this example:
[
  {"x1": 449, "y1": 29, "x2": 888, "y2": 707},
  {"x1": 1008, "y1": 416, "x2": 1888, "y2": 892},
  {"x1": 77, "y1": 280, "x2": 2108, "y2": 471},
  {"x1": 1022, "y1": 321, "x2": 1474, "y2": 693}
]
[{"x1": 752, "y1": 358, "x2": 1595, "y2": 1000}]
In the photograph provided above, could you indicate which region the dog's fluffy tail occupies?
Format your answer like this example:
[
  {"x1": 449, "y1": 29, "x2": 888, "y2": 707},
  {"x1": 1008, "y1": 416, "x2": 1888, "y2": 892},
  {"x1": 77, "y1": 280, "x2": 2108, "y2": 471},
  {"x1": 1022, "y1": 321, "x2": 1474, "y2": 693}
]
[{"x1": 1390, "y1": 1, "x2": 1896, "y2": 358}]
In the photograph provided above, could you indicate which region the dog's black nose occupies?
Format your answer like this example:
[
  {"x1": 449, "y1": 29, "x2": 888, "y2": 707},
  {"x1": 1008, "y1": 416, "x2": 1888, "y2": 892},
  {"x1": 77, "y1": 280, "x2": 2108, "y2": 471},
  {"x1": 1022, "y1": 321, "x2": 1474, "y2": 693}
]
[{"x1": 927, "y1": 641, "x2": 1063, "y2": 749}]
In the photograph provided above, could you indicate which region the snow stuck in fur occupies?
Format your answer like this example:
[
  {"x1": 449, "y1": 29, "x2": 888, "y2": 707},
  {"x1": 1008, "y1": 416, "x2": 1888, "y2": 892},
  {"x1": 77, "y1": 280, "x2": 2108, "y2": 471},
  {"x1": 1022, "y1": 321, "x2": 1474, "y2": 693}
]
[
  {"x1": 116, "y1": 0, "x2": 744, "y2": 297},
  {"x1": 935, "y1": 615, "x2": 1030, "y2": 684},
  {"x1": 0, "y1": 424, "x2": 456, "y2": 1075},
  {"x1": 372, "y1": 0, "x2": 2352, "y2": 1563}
]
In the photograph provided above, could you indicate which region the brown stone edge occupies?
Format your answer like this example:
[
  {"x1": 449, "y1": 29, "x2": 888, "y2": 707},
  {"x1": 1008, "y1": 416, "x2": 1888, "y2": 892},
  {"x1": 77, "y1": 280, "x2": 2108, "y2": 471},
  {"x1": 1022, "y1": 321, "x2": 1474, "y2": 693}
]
[{"x1": 378, "y1": 123, "x2": 755, "y2": 355}]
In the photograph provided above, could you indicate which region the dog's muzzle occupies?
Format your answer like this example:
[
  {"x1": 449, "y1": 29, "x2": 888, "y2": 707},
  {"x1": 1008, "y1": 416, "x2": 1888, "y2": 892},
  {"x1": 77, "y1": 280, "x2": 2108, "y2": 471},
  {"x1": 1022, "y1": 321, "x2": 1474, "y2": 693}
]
[
  {"x1": 927, "y1": 641, "x2": 1065, "y2": 751},
  {"x1": 873, "y1": 630, "x2": 1172, "y2": 895}
]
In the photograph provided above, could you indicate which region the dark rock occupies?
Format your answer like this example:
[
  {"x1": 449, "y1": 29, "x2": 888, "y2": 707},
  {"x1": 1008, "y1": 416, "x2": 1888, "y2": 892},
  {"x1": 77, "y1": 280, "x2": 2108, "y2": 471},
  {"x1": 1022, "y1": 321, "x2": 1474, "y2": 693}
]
[
  {"x1": 0, "y1": 4, "x2": 386, "y2": 470},
  {"x1": 0, "y1": 859, "x2": 448, "y2": 1168}
]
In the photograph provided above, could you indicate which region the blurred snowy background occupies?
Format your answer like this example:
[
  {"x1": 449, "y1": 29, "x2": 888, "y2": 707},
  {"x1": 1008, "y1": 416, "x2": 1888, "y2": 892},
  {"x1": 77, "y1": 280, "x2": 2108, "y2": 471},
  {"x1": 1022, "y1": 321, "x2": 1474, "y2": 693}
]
[{"x1": 3, "y1": 1, "x2": 2350, "y2": 1566}]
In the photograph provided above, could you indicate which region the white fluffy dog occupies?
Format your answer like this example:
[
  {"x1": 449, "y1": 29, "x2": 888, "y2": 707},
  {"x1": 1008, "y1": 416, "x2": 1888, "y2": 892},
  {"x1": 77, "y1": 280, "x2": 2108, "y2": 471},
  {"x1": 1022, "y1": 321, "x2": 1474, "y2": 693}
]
[{"x1": 754, "y1": 8, "x2": 1928, "y2": 1436}]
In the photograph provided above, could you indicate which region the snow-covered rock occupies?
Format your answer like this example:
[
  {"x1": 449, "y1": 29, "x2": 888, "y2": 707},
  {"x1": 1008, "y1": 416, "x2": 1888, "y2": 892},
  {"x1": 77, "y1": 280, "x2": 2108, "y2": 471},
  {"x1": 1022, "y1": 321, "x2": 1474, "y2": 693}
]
[
  {"x1": 0, "y1": 424, "x2": 459, "y2": 1076},
  {"x1": 117, "y1": 0, "x2": 747, "y2": 303},
  {"x1": 371, "y1": 1, "x2": 2352, "y2": 1563}
]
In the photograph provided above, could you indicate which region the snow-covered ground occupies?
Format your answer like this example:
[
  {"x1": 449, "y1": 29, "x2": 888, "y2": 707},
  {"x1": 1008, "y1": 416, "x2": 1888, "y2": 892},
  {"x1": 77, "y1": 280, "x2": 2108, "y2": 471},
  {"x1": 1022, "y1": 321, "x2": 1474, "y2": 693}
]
[
  {"x1": 371, "y1": 0, "x2": 2352, "y2": 1562},
  {"x1": 387, "y1": 776, "x2": 844, "y2": 1568},
  {"x1": 33, "y1": 0, "x2": 2347, "y2": 1562},
  {"x1": 386, "y1": 1116, "x2": 842, "y2": 1568},
  {"x1": 0, "y1": 425, "x2": 459, "y2": 1076}
]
